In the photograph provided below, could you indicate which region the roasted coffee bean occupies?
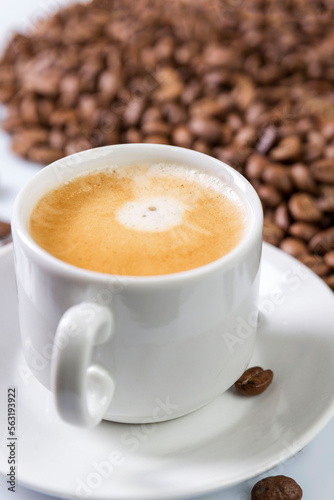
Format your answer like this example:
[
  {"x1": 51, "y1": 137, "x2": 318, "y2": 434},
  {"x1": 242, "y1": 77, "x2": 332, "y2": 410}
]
[
  {"x1": 27, "y1": 145, "x2": 63, "y2": 164},
  {"x1": 262, "y1": 164, "x2": 293, "y2": 193},
  {"x1": 251, "y1": 475, "x2": 303, "y2": 500},
  {"x1": 20, "y1": 95, "x2": 40, "y2": 124},
  {"x1": 317, "y1": 186, "x2": 334, "y2": 212},
  {"x1": 288, "y1": 193, "x2": 322, "y2": 222},
  {"x1": 299, "y1": 254, "x2": 330, "y2": 277},
  {"x1": 143, "y1": 134, "x2": 169, "y2": 145},
  {"x1": 233, "y1": 125, "x2": 257, "y2": 148},
  {"x1": 245, "y1": 154, "x2": 268, "y2": 179},
  {"x1": 279, "y1": 237, "x2": 308, "y2": 258},
  {"x1": 256, "y1": 126, "x2": 277, "y2": 154},
  {"x1": 256, "y1": 126, "x2": 277, "y2": 155},
  {"x1": 257, "y1": 184, "x2": 283, "y2": 208},
  {"x1": 190, "y1": 96, "x2": 226, "y2": 117},
  {"x1": 308, "y1": 227, "x2": 334, "y2": 255},
  {"x1": 11, "y1": 128, "x2": 49, "y2": 157},
  {"x1": 0, "y1": 221, "x2": 11, "y2": 239},
  {"x1": 171, "y1": 125, "x2": 193, "y2": 148},
  {"x1": 289, "y1": 222, "x2": 319, "y2": 242},
  {"x1": 290, "y1": 164, "x2": 318, "y2": 194},
  {"x1": 234, "y1": 366, "x2": 274, "y2": 396},
  {"x1": 310, "y1": 159, "x2": 334, "y2": 184},
  {"x1": 153, "y1": 67, "x2": 184, "y2": 102},
  {"x1": 274, "y1": 203, "x2": 290, "y2": 231},
  {"x1": 162, "y1": 102, "x2": 187, "y2": 125},
  {"x1": 324, "y1": 251, "x2": 334, "y2": 268},
  {"x1": 192, "y1": 139, "x2": 211, "y2": 155},
  {"x1": 263, "y1": 219, "x2": 285, "y2": 246},
  {"x1": 269, "y1": 136, "x2": 302, "y2": 162},
  {"x1": 141, "y1": 107, "x2": 162, "y2": 124},
  {"x1": 141, "y1": 120, "x2": 171, "y2": 136},
  {"x1": 188, "y1": 117, "x2": 222, "y2": 144}
]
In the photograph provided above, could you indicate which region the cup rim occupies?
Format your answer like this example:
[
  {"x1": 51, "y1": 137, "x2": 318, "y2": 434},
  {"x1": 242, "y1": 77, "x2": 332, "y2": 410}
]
[{"x1": 12, "y1": 143, "x2": 263, "y2": 284}]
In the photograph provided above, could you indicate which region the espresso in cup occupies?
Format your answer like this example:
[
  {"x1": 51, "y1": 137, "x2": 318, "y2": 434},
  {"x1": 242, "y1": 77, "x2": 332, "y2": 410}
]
[{"x1": 29, "y1": 163, "x2": 247, "y2": 276}]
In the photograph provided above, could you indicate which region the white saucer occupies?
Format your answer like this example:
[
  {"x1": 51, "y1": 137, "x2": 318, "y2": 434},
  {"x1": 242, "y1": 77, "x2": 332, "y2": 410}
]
[{"x1": 1, "y1": 243, "x2": 334, "y2": 500}]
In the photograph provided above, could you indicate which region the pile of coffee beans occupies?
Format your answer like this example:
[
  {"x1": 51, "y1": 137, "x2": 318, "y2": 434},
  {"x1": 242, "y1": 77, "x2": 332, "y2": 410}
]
[{"x1": 0, "y1": 0, "x2": 333, "y2": 288}]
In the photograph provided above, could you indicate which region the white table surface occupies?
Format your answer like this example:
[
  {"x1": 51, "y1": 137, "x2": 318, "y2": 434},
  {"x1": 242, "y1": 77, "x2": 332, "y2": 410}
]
[{"x1": 1, "y1": 2, "x2": 334, "y2": 499}]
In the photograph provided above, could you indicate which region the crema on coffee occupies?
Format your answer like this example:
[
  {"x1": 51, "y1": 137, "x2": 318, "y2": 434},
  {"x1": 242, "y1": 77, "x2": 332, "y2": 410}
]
[{"x1": 29, "y1": 163, "x2": 247, "y2": 276}]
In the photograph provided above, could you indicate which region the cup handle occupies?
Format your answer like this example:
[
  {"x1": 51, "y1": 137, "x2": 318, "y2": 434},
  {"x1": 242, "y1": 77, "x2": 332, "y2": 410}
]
[{"x1": 51, "y1": 302, "x2": 115, "y2": 427}]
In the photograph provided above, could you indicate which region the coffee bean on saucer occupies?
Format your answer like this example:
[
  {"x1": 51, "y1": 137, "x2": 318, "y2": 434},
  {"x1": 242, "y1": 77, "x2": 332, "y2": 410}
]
[
  {"x1": 251, "y1": 475, "x2": 303, "y2": 500},
  {"x1": 234, "y1": 366, "x2": 274, "y2": 396},
  {"x1": 0, "y1": 220, "x2": 11, "y2": 239}
]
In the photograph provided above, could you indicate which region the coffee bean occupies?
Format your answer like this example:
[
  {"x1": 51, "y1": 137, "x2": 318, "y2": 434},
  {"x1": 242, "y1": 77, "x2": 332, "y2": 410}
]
[
  {"x1": 98, "y1": 70, "x2": 119, "y2": 99},
  {"x1": 171, "y1": 125, "x2": 193, "y2": 148},
  {"x1": 308, "y1": 227, "x2": 334, "y2": 255},
  {"x1": 0, "y1": 221, "x2": 11, "y2": 239},
  {"x1": 180, "y1": 81, "x2": 201, "y2": 106},
  {"x1": 153, "y1": 67, "x2": 184, "y2": 102},
  {"x1": 251, "y1": 475, "x2": 303, "y2": 500},
  {"x1": 123, "y1": 100, "x2": 145, "y2": 127},
  {"x1": 290, "y1": 164, "x2": 318, "y2": 194},
  {"x1": 262, "y1": 164, "x2": 293, "y2": 193},
  {"x1": 245, "y1": 154, "x2": 268, "y2": 179},
  {"x1": 1, "y1": 114, "x2": 24, "y2": 134},
  {"x1": 257, "y1": 184, "x2": 283, "y2": 208},
  {"x1": 188, "y1": 116, "x2": 222, "y2": 144},
  {"x1": 324, "y1": 144, "x2": 334, "y2": 159},
  {"x1": 162, "y1": 102, "x2": 187, "y2": 125},
  {"x1": 256, "y1": 125, "x2": 278, "y2": 155},
  {"x1": 289, "y1": 222, "x2": 319, "y2": 242},
  {"x1": 311, "y1": 159, "x2": 334, "y2": 184},
  {"x1": 49, "y1": 108, "x2": 77, "y2": 127},
  {"x1": 143, "y1": 134, "x2": 169, "y2": 145},
  {"x1": 27, "y1": 145, "x2": 63, "y2": 164},
  {"x1": 142, "y1": 107, "x2": 162, "y2": 124},
  {"x1": 190, "y1": 96, "x2": 227, "y2": 117},
  {"x1": 288, "y1": 193, "x2": 322, "y2": 222},
  {"x1": 317, "y1": 186, "x2": 334, "y2": 212},
  {"x1": 11, "y1": 128, "x2": 49, "y2": 157},
  {"x1": 263, "y1": 219, "x2": 285, "y2": 246},
  {"x1": 141, "y1": 120, "x2": 171, "y2": 136},
  {"x1": 192, "y1": 139, "x2": 211, "y2": 155},
  {"x1": 234, "y1": 366, "x2": 274, "y2": 396},
  {"x1": 305, "y1": 131, "x2": 325, "y2": 161},
  {"x1": 299, "y1": 254, "x2": 330, "y2": 277},
  {"x1": 122, "y1": 128, "x2": 142, "y2": 143},
  {"x1": 269, "y1": 136, "x2": 302, "y2": 162},
  {"x1": 20, "y1": 95, "x2": 40, "y2": 124},
  {"x1": 324, "y1": 251, "x2": 334, "y2": 268},
  {"x1": 233, "y1": 125, "x2": 257, "y2": 148},
  {"x1": 226, "y1": 113, "x2": 243, "y2": 132},
  {"x1": 279, "y1": 237, "x2": 308, "y2": 258},
  {"x1": 25, "y1": 69, "x2": 62, "y2": 97},
  {"x1": 274, "y1": 203, "x2": 290, "y2": 231}
]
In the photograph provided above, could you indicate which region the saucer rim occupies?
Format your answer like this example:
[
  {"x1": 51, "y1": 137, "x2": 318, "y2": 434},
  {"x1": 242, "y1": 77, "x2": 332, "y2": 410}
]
[{"x1": 1, "y1": 242, "x2": 334, "y2": 500}]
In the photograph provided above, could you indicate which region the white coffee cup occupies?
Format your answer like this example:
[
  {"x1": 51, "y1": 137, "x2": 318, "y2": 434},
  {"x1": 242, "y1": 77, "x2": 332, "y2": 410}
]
[{"x1": 12, "y1": 144, "x2": 263, "y2": 427}]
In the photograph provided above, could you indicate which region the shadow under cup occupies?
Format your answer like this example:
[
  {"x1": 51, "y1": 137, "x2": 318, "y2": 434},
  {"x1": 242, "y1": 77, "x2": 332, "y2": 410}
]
[{"x1": 11, "y1": 144, "x2": 263, "y2": 426}]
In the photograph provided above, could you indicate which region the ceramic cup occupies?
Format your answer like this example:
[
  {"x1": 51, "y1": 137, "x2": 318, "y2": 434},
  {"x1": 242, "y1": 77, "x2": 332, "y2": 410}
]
[{"x1": 12, "y1": 144, "x2": 263, "y2": 427}]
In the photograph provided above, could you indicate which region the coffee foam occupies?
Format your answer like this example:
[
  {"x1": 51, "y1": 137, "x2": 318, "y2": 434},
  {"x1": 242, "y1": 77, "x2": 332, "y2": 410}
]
[
  {"x1": 29, "y1": 163, "x2": 247, "y2": 276},
  {"x1": 116, "y1": 197, "x2": 186, "y2": 232}
]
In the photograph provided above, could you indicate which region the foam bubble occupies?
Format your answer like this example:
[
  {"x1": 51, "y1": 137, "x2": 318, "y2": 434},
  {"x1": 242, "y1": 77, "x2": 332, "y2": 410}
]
[{"x1": 116, "y1": 196, "x2": 185, "y2": 232}]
